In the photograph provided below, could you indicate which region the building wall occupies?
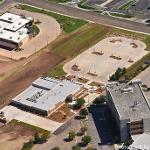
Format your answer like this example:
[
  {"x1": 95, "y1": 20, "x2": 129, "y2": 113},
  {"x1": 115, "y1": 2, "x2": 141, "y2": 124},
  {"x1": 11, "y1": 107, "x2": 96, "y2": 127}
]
[
  {"x1": 143, "y1": 117, "x2": 150, "y2": 133},
  {"x1": 120, "y1": 119, "x2": 130, "y2": 141},
  {"x1": 106, "y1": 90, "x2": 130, "y2": 141}
]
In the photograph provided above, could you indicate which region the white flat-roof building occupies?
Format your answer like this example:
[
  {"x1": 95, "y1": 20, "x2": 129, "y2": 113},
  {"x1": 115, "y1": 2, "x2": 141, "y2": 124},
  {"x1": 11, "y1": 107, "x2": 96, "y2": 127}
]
[
  {"x1": 11, "y1": 77, "x2": 83, "y2": 116},
  {"x1": 0, "y1": 12, "x2": 32, "y2": 50}
]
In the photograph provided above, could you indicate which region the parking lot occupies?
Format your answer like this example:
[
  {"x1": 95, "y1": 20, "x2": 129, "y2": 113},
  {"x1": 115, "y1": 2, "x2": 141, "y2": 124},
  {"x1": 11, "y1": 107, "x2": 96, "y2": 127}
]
[{"x1": 64, "y1": 36, "x2": 147, "y2": 84}]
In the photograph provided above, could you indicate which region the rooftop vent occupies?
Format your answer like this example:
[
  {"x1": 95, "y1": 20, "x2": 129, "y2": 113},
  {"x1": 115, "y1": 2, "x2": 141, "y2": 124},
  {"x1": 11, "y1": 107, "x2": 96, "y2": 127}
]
[{"x1": 121, "y1": 87, "x2": 133, "y2": 93}]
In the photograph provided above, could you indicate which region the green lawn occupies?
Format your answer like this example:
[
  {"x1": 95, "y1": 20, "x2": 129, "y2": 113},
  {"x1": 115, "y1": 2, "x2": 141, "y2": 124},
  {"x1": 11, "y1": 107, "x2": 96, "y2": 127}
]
[
  {"x1": 119, "y1": 0, "x2": 136, "y2": 11},
  {"x1": 18, "y1": 4, "x2": 150, "y2": 80},
  {"x1": 109, "y1": 12, "x2": 132, "y2": 18},
  {"x1": 51, "y1": 24, "x2": 110, "y2": 57},
  {"x1": 48, "y1": 63, "x2": 66, "y2": 77},
  {"x1": 50, "y1": 23, "x2": 150, "y2": 79},
  {"x1": 32, "y1": 24, "x2": 40, "y2": 36},
  {"x1": 19, "y1": 4, "x2": 87, "y2": 33}
]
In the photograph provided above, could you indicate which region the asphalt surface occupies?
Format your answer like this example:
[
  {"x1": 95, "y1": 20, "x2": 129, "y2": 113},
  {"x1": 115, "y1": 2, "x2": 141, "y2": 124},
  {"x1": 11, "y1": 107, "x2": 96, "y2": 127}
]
[{"x1": 13, "y1": 0, "x2": 150, "y2": 34}]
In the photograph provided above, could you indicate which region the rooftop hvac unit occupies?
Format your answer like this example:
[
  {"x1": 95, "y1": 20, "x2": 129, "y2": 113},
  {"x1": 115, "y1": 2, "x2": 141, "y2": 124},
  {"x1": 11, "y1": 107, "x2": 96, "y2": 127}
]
[{"x1": 121, "y1": 87, "x2": 133, "y2": 93}]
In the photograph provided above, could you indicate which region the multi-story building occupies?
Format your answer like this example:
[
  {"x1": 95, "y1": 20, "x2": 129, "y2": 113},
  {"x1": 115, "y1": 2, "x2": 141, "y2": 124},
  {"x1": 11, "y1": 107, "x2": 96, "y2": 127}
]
[{"x1": 106, "y1": 80, "x2": 150, "y2": 141}]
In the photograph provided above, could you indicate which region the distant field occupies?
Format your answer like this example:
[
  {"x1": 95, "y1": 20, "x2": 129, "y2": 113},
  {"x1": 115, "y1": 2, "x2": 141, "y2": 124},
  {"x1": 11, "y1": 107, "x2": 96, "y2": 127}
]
[
  {"x1": 50, "y1": 23, "x2": 150, "y2": 79},
  {"x1": 51, "y1": 24, "x2": 109, "y2": 57},
  {"x1": 15, "y1": 4, "x2": 150, "y2": 80},
  {"x1": 19, "y1": 4, "x2": 87, "y2": 33}
]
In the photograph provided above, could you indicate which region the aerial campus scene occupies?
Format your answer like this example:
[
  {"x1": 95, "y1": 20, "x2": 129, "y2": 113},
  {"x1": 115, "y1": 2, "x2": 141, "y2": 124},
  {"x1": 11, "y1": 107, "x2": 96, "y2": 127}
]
[{"x1": 1, "y1": 0, "x2": 150, "y2": 150}]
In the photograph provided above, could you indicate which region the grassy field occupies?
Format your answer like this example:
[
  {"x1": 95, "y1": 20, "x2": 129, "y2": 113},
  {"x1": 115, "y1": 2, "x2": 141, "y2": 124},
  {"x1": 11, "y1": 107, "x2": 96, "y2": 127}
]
[
  {"x1": 51, "y1": 24, "x2": 110, "y2": 57},
  {"x1": 10, "y1": 119, "x2": 50, "y2": 138},
  {"x1": 48, "y1": 63, "x2": 66, "y2": 77},
  {"x1": 49, "y1": 23, "x2": 150, "y2": 79},
  {"x1": 18, "y1": 4, "x2": 150, "y2": 80},
  {"x1": 119, "y1": 0, "x2": 136, "y2": 11},
  {"x1": 19, "y1": 4, "x2": 87, "y2": 33}
]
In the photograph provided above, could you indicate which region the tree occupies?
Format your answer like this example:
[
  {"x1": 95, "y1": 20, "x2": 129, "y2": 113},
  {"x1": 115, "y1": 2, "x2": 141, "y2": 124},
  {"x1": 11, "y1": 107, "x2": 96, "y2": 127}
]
[
  {"x1": 79, "y1": 108, "x2": 88, "y2": 119},
  {"x1": 22, "y1": 139, "x2": 34, "y2": 150},
  {"x1": 110, "y1": 67, "x2": 126, "y2": 81},
  {"x1": 93, "y1": 95, "x2": 106, "y2": 105},
  {"x1": 80, "y1": 126, "x2": 87, "y2": 135},
  {"x1": 72, "y1": 145, "x2": 81, "y2": 150},
  {"x1": 51, "y1": 147, "x2": 60, "y2": 150},
  {"x1": 68, "y1": 130, "x2": 76, "y2": 140},
  {"x1": 34, "y1": 132, "x2": 41, "y2": 144},
  {"x1": 74, "y1": 98, "x2": 85, "y2": 109},
  {"x1": 82, "y1": 136, "x2": 92, "y2": 145}
]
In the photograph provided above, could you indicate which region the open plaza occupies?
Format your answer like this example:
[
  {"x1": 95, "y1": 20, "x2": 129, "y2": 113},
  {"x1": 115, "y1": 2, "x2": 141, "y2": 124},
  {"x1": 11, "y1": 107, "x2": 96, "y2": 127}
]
[{"x1": 64, "y1": 36, "x2": 147, "y2": 83}]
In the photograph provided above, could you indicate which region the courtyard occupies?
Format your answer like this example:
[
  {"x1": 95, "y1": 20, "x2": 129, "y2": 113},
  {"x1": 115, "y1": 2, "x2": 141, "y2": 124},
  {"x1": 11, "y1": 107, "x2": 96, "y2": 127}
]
[{"x1": 64, "y1": 36, "x2": 147, "y2": 84}]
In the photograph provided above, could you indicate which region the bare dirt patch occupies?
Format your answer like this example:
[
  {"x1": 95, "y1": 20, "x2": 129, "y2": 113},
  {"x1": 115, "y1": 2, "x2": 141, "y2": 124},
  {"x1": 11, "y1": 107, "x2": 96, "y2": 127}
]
[
  {"x1": 0, "y1": 51, "x2": 65, "y2": 108},
  {"x1": 48, "y1": 104, "x2": 74, "y2": 123},
  {"x1": 0, "y1": 122, "x2": 35, "y2": 150}
]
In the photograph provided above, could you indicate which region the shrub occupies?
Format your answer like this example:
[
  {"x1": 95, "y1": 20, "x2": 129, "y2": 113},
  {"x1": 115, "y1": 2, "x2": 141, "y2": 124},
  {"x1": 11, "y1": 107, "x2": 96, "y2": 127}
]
[
  {"x1": 110, "y1": 67, "x2": 126, "y2": 81},
  {"x1": 51, "y1": 147, "x2": 60, "y2": 150},
  {"x1": 79, "y1": 108, "x2": 88, "y2": 118},
  {"x1": 82, "y1": 136, "x2": 92, "y2": 145},
  {"x1": 68, "y1": 130, "x2": 76, "y2": 140},
  {"x1": 74, "y1": 98, "x2": 85, "y2": 109},
  {"x1": 72, "y1": 145, "x2": 81, "y2": 150},
  {"x1": 93, "y1": 95, "x2": 106, "y2": 105}
]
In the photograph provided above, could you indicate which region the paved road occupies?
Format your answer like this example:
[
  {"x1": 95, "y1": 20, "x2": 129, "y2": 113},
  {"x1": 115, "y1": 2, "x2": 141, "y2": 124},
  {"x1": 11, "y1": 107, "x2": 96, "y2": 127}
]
[{"x1": 14, "y1": 0, "x2": 150, "y2": 34}]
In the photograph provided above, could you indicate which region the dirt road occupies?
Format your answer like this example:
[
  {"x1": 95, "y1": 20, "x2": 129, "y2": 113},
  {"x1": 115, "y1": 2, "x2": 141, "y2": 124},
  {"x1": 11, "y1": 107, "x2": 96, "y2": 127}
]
[{"x1": 0, "y1": 51, "x2": 65, "y2": 108}]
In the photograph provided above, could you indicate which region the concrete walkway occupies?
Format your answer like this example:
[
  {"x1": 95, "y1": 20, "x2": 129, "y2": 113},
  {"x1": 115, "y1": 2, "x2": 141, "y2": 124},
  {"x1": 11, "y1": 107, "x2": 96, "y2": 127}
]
[{"x1": 1, "y1": 106, "x2": 63, "y2": 132}]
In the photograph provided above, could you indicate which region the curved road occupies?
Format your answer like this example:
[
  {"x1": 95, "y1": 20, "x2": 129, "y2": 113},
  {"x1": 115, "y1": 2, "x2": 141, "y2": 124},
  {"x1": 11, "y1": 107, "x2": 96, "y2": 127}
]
[{"x1": 14, "y1": 0, "x2": 150, "y2": 34}]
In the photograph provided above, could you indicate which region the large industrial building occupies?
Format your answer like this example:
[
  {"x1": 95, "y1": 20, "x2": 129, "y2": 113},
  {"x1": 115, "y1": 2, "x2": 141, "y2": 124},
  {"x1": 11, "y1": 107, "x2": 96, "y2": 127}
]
[
  {"x1": 106, "y1": 80, "x2": 150, "y2": 141},
  {"x1": 11, "y1": 77, "x2": 83, "y2": 116},
  {"x1": 0, "y1": 12, "x2": 32, "y2": 50}
]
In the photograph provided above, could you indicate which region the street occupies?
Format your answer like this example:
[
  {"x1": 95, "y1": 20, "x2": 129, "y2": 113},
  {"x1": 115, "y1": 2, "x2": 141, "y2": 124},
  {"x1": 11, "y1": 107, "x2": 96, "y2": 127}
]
[{"x1": 14, "y1": 0, "x2": 150, "y2": 35}]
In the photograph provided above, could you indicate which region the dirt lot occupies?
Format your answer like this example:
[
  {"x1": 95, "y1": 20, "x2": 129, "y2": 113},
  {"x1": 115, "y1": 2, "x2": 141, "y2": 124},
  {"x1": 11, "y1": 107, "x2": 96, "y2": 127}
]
[
  {"x1": 0, "y1": 122, "x2": 35, "y2": 150},
  {"x1": 0, "y1": 51, "x2": 65, "y2": 108},
  {"x1": 48, "y1": 104, "x2": 74, "y2": 123}
]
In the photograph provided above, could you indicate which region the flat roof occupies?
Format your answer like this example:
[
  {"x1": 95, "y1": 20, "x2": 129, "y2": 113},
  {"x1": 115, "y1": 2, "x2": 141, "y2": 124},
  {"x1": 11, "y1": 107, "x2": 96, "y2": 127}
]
[
  {"x1": 12, "y1": 77, "x2": 82, "y2": 112},
  {"x1": 0, "y1": 12, "x2": 30, "y2": 43},
  {"x1": 106, "y1": 81, "x2": 150, "y2": 121},
  {"x1": 4, "y1": 18, "x2": 30, "y2": 32},
  {"x1": 0, "y1": 12, "x2": 21, "y2": 23},
  {"x1": 0, "y1": 27, "x2": 28, "y2": 43}
]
